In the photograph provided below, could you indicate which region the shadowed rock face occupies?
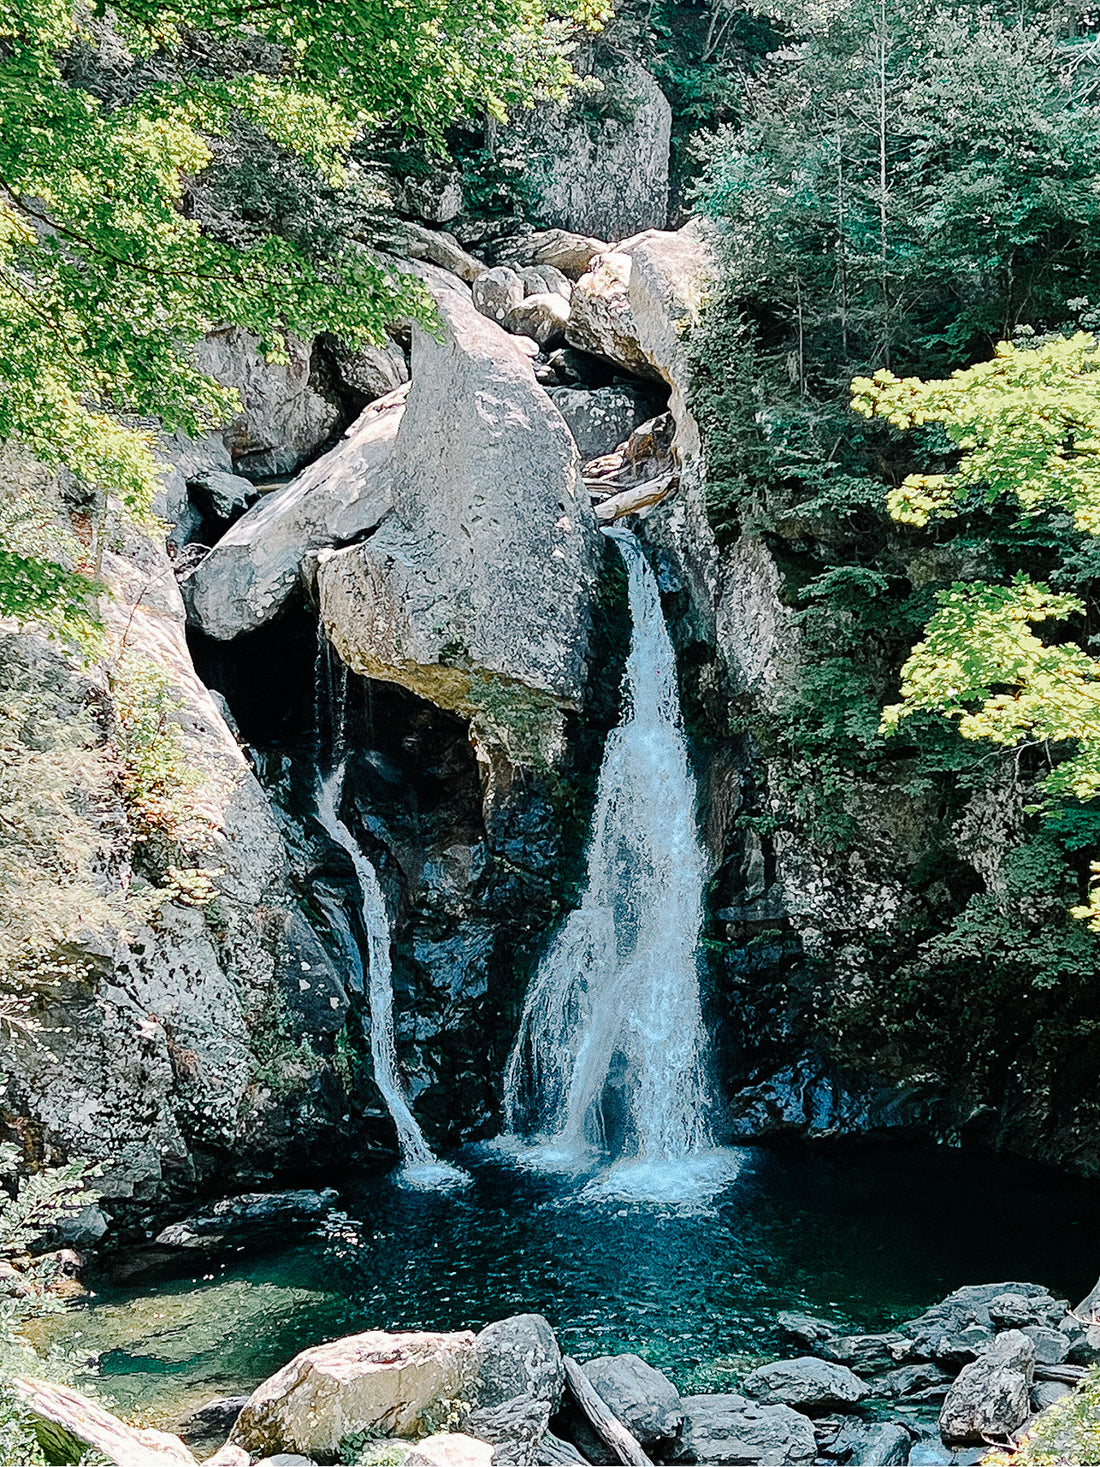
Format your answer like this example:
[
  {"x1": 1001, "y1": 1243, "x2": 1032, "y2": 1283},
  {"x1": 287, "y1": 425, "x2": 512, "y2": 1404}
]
[
  {"x1": 187, "y1": 388, "x2": 406, "y2": 641},
  {"x1": 317, "y1": 277, "x2": 601, "y2": 768}
]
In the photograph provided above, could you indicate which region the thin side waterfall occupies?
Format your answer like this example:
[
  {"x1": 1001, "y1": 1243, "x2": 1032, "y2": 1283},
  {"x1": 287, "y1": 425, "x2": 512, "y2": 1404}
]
[
  {"x1": 503, "y1": 527, "x2": 726, "y2": 1197},
  {"x1": 313, "y1": 642, "x2": 467, "y2": 1187}
]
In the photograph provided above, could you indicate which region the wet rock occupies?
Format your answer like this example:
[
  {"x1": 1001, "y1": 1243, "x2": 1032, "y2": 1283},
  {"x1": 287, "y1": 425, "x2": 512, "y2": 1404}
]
[
  {"x1": 178, "y1": 1395, "x2": 249, "y2": 1443},
  {"x1": 831, "y1": 1421, "x2": 911, "y2": 1464},
  {"x1": 318, "y1": 268, "x2": 600, "y2": 767},
  {"x1": 194, "y1": 327, "x2": 339, "y2": 478},
  {"x1": 680, "y1": 1394, "x2": 816, "y2": 1465},
  {"x1": 939, "y1": 1329, "x2": 1035, "y2": 1443},
  {"x1": 580, "y1": 1353, "x2": 683, "y2": 1448},
  {"x1": 155, "y1": 1189, "x2": 338, "y2": 1248},
  {"x1": 230, "y1": 1329, "x2": 479, "y2": 1459},
  {"x1": 463, "y1": 1314, "x2": 564, "y2": 1467},
  {"x1": 776, "y1": 1313, "x2": 839, "y2": 1347},
  {"x1": 549, "y1": 384, "x2": 653, "y2": 461},
  {"x1": 187, "y1": 387, "x2": 404, "y2": 640},
  {"x1": 908, "y1": 1439, "x2": 985, "y2": 1465},
  {"x1": 742, "y1": 1357, "x2": 870, "y2": 1413},
  {"x1": 504, "y1": 292, "x2": 571, "y2": 348}
]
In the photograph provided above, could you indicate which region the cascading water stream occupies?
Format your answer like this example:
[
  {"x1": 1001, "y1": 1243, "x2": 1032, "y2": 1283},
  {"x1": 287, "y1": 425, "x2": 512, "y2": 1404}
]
[
  {"x1": 503, "y1": 526, "x2": 731, "y2": 1200},
  {"x1": 313, "y1": 643, "x2": 467, "y2": 1187}
]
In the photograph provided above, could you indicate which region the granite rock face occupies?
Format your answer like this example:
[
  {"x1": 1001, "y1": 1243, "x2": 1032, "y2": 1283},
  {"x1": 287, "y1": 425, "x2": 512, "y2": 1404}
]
[
  {"x1": 317, "y1": 273, "x2": 600, "y2": 767},
  {"x1": 186, "y1": 388, "x2": 405, "y2": 640},
  {"x1": 194, "y1": 328, "x2": 340, "y2": 478}
]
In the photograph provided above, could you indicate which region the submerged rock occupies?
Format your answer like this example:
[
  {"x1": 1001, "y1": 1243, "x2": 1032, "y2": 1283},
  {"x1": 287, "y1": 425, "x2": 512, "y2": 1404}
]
[
  {"x1": 741, "y1": 1356, "x2": 870, "y2": 1413},
  {"x1": 580, "y1": 1353, "x2": 684, "y2": 1448},
  {"x1": 230, "y1": 1329, "x2": 479, "y2": 1459},
  {"x1": 680, "y1": 1393, "x2": 816, "y2": 1465},
  {"x1": 938, "y1": 1328, "x2": 1035, "y2": 1443}
]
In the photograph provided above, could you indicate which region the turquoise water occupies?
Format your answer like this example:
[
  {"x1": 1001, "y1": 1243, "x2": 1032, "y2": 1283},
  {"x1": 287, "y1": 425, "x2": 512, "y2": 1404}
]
[{"x1": 47, "y1": 1144, "x2": 1100, "y2": 1425}]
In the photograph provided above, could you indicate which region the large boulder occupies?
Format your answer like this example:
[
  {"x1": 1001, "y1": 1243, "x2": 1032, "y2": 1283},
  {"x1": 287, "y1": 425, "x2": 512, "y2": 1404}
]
[
  {"x1": 230, "y1": 1330, "x2": 479, "y2": 1460},
  {"x1": 154, "y1": 1189, "x2": 338, "y2": 1249},
  {"x1": 0, "y1": 514, "x2": 349, "y2": 1204},
  {"x1": 317, "y1": 272, "x2": 600, "y2": 768},
  {"x1": 194, "y1": 328, "x2": 339, "y2": 477},
  {"x1": 506, "y1": 55, "x2": 670, "y2": 241},
  {"x1": 186, "y1": 387, "x2": 404, "y2": 640},
  {"x1": 831, "y1": 1422, "x2": 912, "y2": 1465},
  {"x1": 741, "y1": 1357, "x2": 870, "y2": 1413},
  {"x1": 566, "y1": 225, "x2": 713, "y2": 459},
  {"x1": 548, "y1": 385, "x2": 654, "y2": 462},
  {"x1": 580, "y1": 1354, "x2": 683, "y2": 1449},
  {"x1": 938, "y1": 1329, "x2": 1035, "y2": 1444},
  {"x1": 461, "y1": 1315, "x2": 563, "y2": 1467},
  {"x1": 680, "y1": 1394, "x2": 816, "y2": 1465}
]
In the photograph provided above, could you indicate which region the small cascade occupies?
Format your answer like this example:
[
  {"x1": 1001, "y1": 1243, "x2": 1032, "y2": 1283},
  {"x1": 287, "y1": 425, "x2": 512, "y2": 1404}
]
[
  {"x1": 313, "y1": 643, "x2": 468, "y2": 1188},
  {"x1": 503, "y1": 527, "x2": 729, "y2": 1199}
]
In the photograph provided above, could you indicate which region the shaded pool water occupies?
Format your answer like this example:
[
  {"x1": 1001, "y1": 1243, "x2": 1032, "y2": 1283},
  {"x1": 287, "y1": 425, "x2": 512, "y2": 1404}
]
[{"x1": 41, "y1": 1144, "x2": 1100, "y2": 1426}]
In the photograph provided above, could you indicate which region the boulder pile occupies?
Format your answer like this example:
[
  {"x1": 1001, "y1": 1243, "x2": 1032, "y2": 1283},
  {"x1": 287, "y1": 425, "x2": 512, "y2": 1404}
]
[{"x1": 15, "y1": 1276, "x2": 1100, "y2": 1467}]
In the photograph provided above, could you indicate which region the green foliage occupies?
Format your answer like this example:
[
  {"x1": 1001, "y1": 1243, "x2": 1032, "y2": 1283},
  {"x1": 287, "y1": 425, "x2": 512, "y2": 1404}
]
[
  {"x1": 999, "y1": 1366, "x2": 1100, "y2": 1465},
  {"x1": 0, "y1": 0, "x2": 604, "y2": 626}
]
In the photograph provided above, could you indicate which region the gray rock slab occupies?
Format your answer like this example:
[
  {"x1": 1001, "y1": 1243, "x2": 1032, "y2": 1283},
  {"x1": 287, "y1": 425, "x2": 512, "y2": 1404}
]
[
  {"x1": 681, "y1": 1394, "x2": 815, "y2": 1465},
  {"x1": 581, "y1": 1353, "x2": 683, "y2": 1446},
  {"x1": 742, "y1": 1356, "x2": 870, "y2": 1412}
]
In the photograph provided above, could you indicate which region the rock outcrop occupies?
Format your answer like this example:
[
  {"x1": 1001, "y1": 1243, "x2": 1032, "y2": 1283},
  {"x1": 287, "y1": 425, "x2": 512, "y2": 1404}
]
[
  {"x1": 317, "y1": 270, "x2": 600, "y2": 767},
  {"x1": 231, "y1": 1330, "x2": 479, "y2": 1459},
  {"x1": 506, "y1": 55, "x2": 671, "y2": 242},
  {"x1": 186, "y1": 386, "x2": 405, "y2": 640},
  {"x1": 194, "y1": 328, "x2": 340, "y2": 478}
]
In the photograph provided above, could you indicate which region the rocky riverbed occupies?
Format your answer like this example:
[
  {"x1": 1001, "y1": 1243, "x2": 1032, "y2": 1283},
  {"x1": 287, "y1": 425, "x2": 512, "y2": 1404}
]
[{"x1": 15, "y1": 1258, "x2": 1100, "y2": 1466}]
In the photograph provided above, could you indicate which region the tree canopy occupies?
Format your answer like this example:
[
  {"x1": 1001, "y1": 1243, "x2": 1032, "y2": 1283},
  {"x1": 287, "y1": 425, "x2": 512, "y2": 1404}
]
[{"x1": 0, "y1": 0, "x2": 602, "y2": 626}]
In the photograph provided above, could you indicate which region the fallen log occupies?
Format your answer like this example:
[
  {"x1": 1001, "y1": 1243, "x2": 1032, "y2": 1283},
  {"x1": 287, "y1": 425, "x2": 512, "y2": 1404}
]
[
  {"x1": 593, "y1": 476, "x2": 676, "y2": 522},
  {"x1": 1034, "y1": 1364, "x2": 1088, "y2": 1385},
  {"x1": 14, "y1": 1376, "x2": 198, "y2": 1467},
  {"x1": 562, "y1": 1356, "x2": 652, "y2": 1467}
]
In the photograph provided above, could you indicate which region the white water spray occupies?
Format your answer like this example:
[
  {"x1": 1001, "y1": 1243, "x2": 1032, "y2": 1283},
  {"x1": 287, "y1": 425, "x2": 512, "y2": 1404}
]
[
  {"x1": 503, "y1": 528, "x2": 726, "y2": 1197},
  {"x1": 315, "y1": 761, "x2": 468, "y2": 1188}
]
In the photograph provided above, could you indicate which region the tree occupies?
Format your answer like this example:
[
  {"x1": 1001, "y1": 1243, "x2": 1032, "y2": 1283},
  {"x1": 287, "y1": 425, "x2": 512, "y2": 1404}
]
[
  {"x1": 853, "y1": 332, "x2": 1100, "y2": 921},
  {"x1": 0, "y1": 0, "x2": 603, "y2": 626}
]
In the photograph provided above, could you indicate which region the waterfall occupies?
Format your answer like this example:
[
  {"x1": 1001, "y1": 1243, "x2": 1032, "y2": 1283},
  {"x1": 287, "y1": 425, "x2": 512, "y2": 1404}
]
[
  {"x1": 314, "y1": 661, "x2": 467, "y2": 1187},
  {"x1": 503, "y1": 527, "x2": 727, "y2": 1198}
]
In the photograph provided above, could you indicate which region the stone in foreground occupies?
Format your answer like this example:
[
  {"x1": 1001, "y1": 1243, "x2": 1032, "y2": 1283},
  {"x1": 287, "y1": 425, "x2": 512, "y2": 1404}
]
[
  {"x1": 14, "y1": 1376, "x2": 198, "y2": 1467},
  {"x1": 462, "y1": 1314, "x2": 564, "y2": 1467},
  {"x1": 580, "y1": 1353, "x2": 683, "y2": 1448},
  {"x1": 230, "y1": 1329, "x2": 478, "y2": 1459},
  {"x1": 938, "y1": 1328, "x2": 1035, "y2": 1443},
  {"x1": 741, "y1": 1356, "x2": 870, "y2": 1412},
  {"x1": 680, "y1": 1393, "x2": 816, "y2": 1464}
]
